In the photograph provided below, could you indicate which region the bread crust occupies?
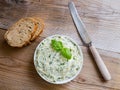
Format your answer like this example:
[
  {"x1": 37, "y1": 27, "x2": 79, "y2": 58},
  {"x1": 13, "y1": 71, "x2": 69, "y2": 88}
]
[{"x1": 30, "y1": 17, "x2": 44, "y2": 41}]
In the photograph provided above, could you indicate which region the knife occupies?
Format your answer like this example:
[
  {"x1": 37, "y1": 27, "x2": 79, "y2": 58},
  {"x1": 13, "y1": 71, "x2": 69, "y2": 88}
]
[{"x1": 68, "y1": 1, "x2": 111, "y2": 81}]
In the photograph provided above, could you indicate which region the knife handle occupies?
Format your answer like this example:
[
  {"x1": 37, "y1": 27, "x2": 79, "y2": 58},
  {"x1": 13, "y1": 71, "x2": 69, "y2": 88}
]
[{"x1": 89, "y1": 45, "x2": 111, "y2": 81}]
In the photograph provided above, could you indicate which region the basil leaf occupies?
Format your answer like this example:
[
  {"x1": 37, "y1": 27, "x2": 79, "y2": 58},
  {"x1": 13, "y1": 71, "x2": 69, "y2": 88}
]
[
  {"x1": 61, "y1": 48, "x2": 72, "y2": 59},
  {"x1": 51, "y1": 39, "x2": 72, "y2": 60},
  {"x1": 51, "y1": 39, "x2": 63, "y2": 51}
]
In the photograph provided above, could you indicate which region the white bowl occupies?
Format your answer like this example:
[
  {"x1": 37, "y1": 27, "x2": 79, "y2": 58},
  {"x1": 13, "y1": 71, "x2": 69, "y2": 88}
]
[{"x1": 34, "y1": 35, "x2": 83, "y2": 84}]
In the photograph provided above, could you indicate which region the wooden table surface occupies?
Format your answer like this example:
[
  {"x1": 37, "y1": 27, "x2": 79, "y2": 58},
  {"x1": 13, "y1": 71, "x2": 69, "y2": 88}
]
[{"x1": 0, "y1": 0, "x2": 120, "y2": 90}]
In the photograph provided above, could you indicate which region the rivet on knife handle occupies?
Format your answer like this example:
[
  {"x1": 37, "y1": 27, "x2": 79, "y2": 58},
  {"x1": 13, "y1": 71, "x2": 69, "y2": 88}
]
[{"x1": 68, "y1": 1, "x2": 111, "y2": 80}]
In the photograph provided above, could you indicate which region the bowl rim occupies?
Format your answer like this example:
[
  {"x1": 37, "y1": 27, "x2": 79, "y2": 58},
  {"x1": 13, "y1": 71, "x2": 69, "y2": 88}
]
[{"x1": 34, "y1": 34, "x2": 83, "y2": 84}]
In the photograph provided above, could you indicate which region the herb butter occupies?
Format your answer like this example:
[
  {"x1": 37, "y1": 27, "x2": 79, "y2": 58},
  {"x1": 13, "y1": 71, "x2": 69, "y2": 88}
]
[{"x1": 34, "y1": 35, "x2": 83, "y2": 84}]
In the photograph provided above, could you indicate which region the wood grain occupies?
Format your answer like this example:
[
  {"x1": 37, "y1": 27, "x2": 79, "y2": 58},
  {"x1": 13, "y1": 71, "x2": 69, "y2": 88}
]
[
  {"x1": 0, "y1": 0, "x2": 120, "y2": 90},
  {"x1": 0, "y1": 29, "x2": 120, "y2": 90}
]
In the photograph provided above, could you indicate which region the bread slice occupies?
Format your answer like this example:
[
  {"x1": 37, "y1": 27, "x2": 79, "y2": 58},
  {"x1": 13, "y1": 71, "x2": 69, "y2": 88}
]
[
  {"x1": 4, "y1": 17, "x2": 38, "y2": 47},
  {"x1": 30, "y1": 17, "x2": 44, "y2": 41}
]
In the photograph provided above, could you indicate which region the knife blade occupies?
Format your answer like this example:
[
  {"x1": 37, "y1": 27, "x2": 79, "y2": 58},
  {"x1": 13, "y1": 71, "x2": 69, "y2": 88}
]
[{"x1": 68, "y1": 1, "x2": 111, "y2": 81}]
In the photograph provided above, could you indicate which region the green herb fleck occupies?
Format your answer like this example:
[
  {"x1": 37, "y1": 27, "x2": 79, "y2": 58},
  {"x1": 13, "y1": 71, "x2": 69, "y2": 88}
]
[
  {"x1": 60, "y1": 63, "x2": 65, "y2": 65},
  {"x1": 42, "y1": 42, "x2": 44, "y2": 45},
  {"x1": 49, "y1": 61, "x2": 52, "y2": 65}
]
